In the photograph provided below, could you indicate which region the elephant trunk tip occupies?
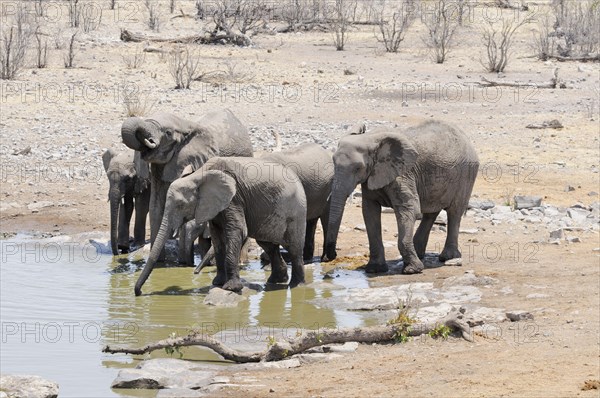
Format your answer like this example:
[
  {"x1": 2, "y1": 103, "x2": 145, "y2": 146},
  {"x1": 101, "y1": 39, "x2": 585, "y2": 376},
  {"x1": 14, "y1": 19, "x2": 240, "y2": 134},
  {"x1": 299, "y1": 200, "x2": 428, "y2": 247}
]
[{"x1": 134, "y1": 286, "x2": 142, "y2": 296}]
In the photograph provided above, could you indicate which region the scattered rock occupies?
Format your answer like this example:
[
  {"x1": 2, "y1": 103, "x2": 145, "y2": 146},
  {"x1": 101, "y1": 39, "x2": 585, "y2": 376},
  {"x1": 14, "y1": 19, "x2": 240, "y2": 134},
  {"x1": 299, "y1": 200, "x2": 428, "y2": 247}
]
[
  {"x1": 27, "y1": 201, "x2": 54, "y2": 212},
  {"x1": 459, "y1": 228, "x2": 478, "y2": 234},
  {"x1": 442, "y1": 271, "x2": 498, "y2": 287},
  {"x1": 526, "y1": 293, "x2": 550, "y2": 299},
  {"x1": 566, "y1": 236, "x2": 581, "y2": 243},
  {"x1": 567, "y1": 208, "x2": 590, "y2": 224},
  {"x1": 581, "y1": 379, "x2": 600, "y2": 391},
  {"x1": 444, "y1": 258, "x2": 462, "y2": 266},
  {"x1": 203, "y1": 288, "x2": 248, "y2": 307},
  {"x1": 354, "y1": 224, "x2": 366, "y2": 231},
  {"x1": 468, "y1": 198, "x2": 495, "y2": 210},
  {"x1": 506, "y1": 311, "x2": 534, "y2": 322},
  {"x1": 111, "y1": 359, "x2": 216, "y2": 390},
  {"x1": 549, "y1": 229, "x2": 564, "y2": 240},
  {"x1": 525, "y1": 119, "x2": 563, "y2": 129},
  {"x1": 564, "y1": 185, "x2": 576, "y2": 192},
  {"x1": 0, "y1": 374, "x2": 59, "y2": 398},
  {"x1": 513, "y1": 195, "x2": 542, "y2": 210}
]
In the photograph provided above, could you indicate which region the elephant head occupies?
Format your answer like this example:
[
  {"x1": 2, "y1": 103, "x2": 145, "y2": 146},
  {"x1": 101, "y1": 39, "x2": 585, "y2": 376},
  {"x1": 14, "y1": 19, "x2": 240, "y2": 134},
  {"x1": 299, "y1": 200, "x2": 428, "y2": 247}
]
[
  {"x1": 121, "y1": 113, "x2": 216, "y2": 182},
  {"x1": 102, "y1": 149, "x2": 150, "y2": 255},
  {"x1": 134, "y1": 168, "x2": 236, "y2": 296},
  {"x1": 322, "y1": 132, "x2": 418, "y2": 261}
]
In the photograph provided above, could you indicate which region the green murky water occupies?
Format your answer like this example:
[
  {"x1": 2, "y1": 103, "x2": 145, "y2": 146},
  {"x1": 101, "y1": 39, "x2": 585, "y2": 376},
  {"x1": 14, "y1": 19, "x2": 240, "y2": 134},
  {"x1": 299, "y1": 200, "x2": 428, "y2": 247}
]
[{"x1": 0, "y1": 235, "x2": 373, "y2": 397}]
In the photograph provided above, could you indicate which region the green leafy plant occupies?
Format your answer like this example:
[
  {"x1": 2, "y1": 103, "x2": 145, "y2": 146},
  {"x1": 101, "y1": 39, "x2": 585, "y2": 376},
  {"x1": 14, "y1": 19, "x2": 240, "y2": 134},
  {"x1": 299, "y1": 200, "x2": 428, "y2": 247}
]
[
  {"x1": 164, "y1": 332, "x2": 184, "y2": 358},
  {"x1": 428, "y1": 324, "x2": 452, "y2": 340},
  {"x1": 388, "y1": 293, "x2": 417, "y2": 344},
  {"x1": 266, "y1": 335, "x2": 276, "y2": 349}
]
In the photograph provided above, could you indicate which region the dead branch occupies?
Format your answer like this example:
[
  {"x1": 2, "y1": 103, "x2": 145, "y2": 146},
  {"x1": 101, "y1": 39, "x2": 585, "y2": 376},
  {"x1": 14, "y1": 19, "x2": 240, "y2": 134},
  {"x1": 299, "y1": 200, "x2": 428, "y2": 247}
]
[
  {"x1": 120, "y1": 29, "x2": 251, "y2": 47},
  {"x1": 103, "y1": 308, "x2": 472, "y2": 363},
  {"x1": 480, "y1": 68, "x2": 566, "y2": 89},
  {"x1": 526, "y1": 119, "x2": 564, "y2": 129},
  {"x1": 493, "y1": 0, "x2": 528, "y2": 11},
  {"x1": 547, "y1": 54, "x2": 600, "y2": 62}
]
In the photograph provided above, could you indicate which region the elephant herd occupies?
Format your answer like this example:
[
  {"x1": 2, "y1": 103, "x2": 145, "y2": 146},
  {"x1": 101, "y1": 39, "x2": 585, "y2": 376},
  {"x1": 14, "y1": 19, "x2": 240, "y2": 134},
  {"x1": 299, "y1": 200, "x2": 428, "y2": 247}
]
[{"x1": 103, "y1": 109, "x2": 479, "y2": 296}]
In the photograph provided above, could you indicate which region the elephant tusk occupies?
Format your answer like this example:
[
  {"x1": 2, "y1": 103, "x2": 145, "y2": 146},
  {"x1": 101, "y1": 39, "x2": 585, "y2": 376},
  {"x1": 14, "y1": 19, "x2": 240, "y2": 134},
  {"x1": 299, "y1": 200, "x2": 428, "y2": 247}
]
[{"x1": 143, "y1": 138, "x2": 157, "y2": 149}]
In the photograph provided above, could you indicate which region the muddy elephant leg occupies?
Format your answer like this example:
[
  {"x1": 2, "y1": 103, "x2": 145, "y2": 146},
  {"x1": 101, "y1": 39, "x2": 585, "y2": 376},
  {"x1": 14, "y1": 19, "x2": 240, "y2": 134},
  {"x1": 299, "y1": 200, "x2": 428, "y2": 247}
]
[
  {"x1": 287, "y1": 241, "x2": 305, "y2": 288},
  {"x1": 133, "y1": 189, "x2": 150, "y2": 248},
  {"x1": 413, "y1": 211, "x2": 440, "y2": 259},
  {"x1": 303, "y1": 218, "x2": 318, "y2": 263},
  {"x1": 258, "y1": 241, "x2": 288, "y2": 284},
  {"x1": 210, "y1": 225, "x2": 227, "y2": 287},
  {"x1": 395, "y1": 208, "x2": 423, "y2": 274},
  {"x1": 362, "y1": 197, "x2": 387, "y2": 273},
  {"x1": 119, "y1": 195, "x2": 134, "y2": 252},
  {"x1": 222, "y1": 228, "x2": 244, "y2": 293},
  {"x1": 439, "y1": 207, "x2": 462, "y2": 262}
]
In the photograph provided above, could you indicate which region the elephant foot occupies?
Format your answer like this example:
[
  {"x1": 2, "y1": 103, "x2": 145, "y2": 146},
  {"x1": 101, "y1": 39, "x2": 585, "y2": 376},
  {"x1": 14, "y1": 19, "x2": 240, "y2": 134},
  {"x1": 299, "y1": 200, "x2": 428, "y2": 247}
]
[
  {"x1": 439, "y1": 247, "x2": 461, "y2": 262},
  {"x1": 321, "y1": 244, "x2": 337, "y2": 262},
  {"x1": 288, "y1": 277, "x2": 305, "y2": 288},
  {"x1": 365, "y1": 262, "x2": 389, "y2": 274},
  {"x1": 267, "y1": 271, "x2": 289, "y2": 284},
  {"x1": 223, "y1": 278, "x2": 243, "y2": 293},
  {"x1": 118, "y1": 245, "x2": 130, "y2": 254},
  {"x1": 212, "y1": 273, "x2": 227, "y2": 287},
  {"x1": 403, "y1": 260, "x2": 424, "y2": 274}
]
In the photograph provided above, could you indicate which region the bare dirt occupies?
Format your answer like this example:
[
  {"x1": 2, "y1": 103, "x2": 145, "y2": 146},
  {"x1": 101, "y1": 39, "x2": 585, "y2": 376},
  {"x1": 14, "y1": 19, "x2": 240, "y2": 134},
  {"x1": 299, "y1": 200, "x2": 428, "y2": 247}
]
[{"x1": 0, "y1": 1, "x2": 598, "y2": 397}]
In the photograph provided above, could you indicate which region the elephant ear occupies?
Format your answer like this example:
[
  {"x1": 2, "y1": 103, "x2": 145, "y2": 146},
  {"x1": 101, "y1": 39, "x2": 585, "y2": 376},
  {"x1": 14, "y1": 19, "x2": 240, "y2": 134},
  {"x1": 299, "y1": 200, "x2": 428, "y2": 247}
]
[
  {"x1": 194, "y1": 170, "x2": 237, "y2": 224},
  {"x1": 133, "y1": 151, "x2": 150, "y2": 194},
  {"x1": 349, "y1": 122, "x2": 367, "y2": 135},
  {"x1": 180, "y1": 164, "x2": 194, "y2": 178},
  {"x1": 102, "y1": 148, "x2": 120, "y2": 172},
  {"x1": 367, "y1": 133, "x2": 418, "y2": 191}
]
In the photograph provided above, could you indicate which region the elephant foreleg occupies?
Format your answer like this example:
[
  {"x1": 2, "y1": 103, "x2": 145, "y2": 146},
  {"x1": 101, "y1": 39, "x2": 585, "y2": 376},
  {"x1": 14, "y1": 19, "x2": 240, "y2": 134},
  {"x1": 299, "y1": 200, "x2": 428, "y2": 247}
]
[
  {"x1": 222, "y1": 227, "x2": 244, "y2": 293},
  {"x1": 414, "y1": 211, "x2": 440, "y2": 259},
  {"x1": 133, "y1": 189, "x2": 150, "y2": 248},
  {"x1": 362, "y1": 197, "x2": 387, "y2": 273},
  {"x1": 119, "y1": 195, "x2": 134, "y2": 252},
  {"x1": 395, "y1": 208, "x2": 423, "y2": 274}
]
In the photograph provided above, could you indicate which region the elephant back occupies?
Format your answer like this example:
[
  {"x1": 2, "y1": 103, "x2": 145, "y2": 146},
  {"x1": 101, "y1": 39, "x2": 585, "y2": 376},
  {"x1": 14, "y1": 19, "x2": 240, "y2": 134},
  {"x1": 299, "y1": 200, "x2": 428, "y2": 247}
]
[{"x1": 196, "y1": 109, "x2": 253, "y2": 158}]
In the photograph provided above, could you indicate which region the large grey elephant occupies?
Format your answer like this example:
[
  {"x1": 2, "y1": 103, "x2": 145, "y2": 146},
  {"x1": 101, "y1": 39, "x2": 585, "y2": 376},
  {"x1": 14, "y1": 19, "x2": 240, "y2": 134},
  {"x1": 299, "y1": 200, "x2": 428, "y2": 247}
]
[
  {"x1": 134, "y1": 157, "x2": 307, "y2": 296},
  {"x1": 120, "y1": 109, "x2": 253, "y2": 260},
  {"x1": 259, "y1": 142, "x2": 333, "y2": 261},
  {"x1": 322, "y1": 120, "x2": 479, "y2": 274},
  {"x1": 102, "y1": 148, "x2": 150, "y2": 255}
]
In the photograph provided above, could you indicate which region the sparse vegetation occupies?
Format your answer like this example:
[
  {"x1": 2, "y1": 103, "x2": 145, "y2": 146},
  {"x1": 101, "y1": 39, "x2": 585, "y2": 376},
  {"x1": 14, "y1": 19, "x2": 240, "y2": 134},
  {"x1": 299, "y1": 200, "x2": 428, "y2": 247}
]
[
  {"x1": 0, "y1": 4, "x2": 32, "y2": 80},
  {"x1": 422, "y1": 0, "x2": 460, "y2": 63},
  {"x1": 374, "y1": 0, "x2": 418, "y2": 53},
  {"x1": 387, "y1": 293, "x2": 417, "y2": 344},
  {"x1": 122, "y1": 46, "x2": 146, "y2": 69},
  {"x1": 481, "y1": 16, "x2": 531, "y2": 73},
  {"x1": 330, "y1": 0, "x2": 357, "y2": 51},
  {"x1": 63, "y1": 30, "x2": 78, "y2": 68},
  {"x1": 169, "y1": 45, "x2": 202, "y2": 89},
  {"x1": 428, "y1": 324, "x2": 452, "y2": 339},
  {"x1": 144, "y1": 0, "x2": 162, "y2": 32},
  {"x1": 34, "y1": 27, "x2": 48, "y2": 69}
]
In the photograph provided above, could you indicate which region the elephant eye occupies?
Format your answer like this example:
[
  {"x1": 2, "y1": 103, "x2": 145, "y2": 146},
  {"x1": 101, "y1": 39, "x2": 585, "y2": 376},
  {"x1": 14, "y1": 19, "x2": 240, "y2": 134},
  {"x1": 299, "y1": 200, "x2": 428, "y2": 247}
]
[{"x1": 165, "y1": 129, "x2": 173, "y2": 136}]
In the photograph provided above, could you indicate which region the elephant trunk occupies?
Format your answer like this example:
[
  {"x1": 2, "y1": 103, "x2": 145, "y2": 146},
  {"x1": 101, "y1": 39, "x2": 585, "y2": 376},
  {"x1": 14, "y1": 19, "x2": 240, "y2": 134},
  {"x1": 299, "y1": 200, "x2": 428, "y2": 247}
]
[
  {"x1": 134, "y1": 216, "x2": 172, "y2": 296},
  {"x1": 109, "y1": 186, "x2": 121, "y2": 256},
  {"x1": 121, "y1": 117, "x2": 157, "y2": 151},
  {"x1": 322, "y1": 179, "x2": 355, "y2": 262}
]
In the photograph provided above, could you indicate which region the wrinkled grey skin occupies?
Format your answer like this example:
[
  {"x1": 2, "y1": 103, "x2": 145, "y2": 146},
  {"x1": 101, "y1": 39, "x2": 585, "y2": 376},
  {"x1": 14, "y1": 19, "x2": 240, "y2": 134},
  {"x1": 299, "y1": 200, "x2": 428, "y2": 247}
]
[
  {"x1": 102, "y1": 148, "x2": 150, "y2": 255},
  {"x1": 178, "y1": 220, "x2": 212, "y2": 266},
  {"x1": 120, "y1": 109, "x2": 253, "y2": 261},
  {"x1": 134, "y1": 157, "x2": 307, "y2": 296},
  {"x1": 259, "y1": 142, "x2": 333, "y2": 261},
  {"x1": 322, "y1": 120, "x2": 479, "y2": 274}
]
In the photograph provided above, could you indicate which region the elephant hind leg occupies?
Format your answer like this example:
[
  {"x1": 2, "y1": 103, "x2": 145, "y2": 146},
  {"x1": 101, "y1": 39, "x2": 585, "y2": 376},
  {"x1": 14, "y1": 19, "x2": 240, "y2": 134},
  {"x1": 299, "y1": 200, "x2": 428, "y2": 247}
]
[
  {"x1": 286, "y1": 242, "x2": 305, "y2": 288},
  {"x1": 413, "y1": 211, "x2": 440, "y2": 259},
  {"x1": 303, "y1": 218, "x2": 318, "y2": 263},
  {"x1": 258, "y1": 241, "x2": 288, "y2": 284},
  {"x1": 439, "y1": 207, "x2": 463, "y2": 262}
]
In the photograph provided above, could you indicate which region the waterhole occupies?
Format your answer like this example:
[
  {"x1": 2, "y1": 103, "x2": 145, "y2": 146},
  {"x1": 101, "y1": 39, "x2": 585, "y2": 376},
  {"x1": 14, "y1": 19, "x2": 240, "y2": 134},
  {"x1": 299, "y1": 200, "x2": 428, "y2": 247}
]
[{"x1": 0, "y1": 235, "x2": 379, "y2": 397}]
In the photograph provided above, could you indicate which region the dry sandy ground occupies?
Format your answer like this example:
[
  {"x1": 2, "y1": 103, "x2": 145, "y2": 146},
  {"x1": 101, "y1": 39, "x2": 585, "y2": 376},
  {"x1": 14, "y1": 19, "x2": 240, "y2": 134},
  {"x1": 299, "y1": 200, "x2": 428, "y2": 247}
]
[{"x1": 0, "y1": 1, "x2": 599, "y2": 396}]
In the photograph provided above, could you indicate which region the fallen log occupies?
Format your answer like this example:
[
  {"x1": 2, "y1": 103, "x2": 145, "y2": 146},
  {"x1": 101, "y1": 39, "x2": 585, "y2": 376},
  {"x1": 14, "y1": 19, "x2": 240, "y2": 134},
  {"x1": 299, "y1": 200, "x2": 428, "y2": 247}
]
[
  {"x1": 103, "y1": 308, "x2": 472, "y2": 363},
  {"x1": 548, "y1": 54, "x2": 600, "y2": 63},
  {"x1": 120, "y1": 29, "x2": 252, "y2": 47},
  {"x1": 480, "y1": 68, "x2": 566, "y2": 89}
]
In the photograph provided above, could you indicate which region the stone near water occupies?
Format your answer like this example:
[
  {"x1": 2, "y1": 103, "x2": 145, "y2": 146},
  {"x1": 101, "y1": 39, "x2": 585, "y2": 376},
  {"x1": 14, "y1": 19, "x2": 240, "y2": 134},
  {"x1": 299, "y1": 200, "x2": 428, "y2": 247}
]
[
  {"x1": 111, "y1": 359, "x2": 217, "y2": 390},
  {"x1": 513, "y1": 196, "x2": 542, "y2": 210},
  {"x1": 506, "y1": 311, "x2": 534, "y2": 322},
  {"x1": 0, "y1": 375, "x2": 59, "y2": 398},
  {"x1": 203, "y1": 287, "x2": 248, "y2": 307},
  {"x1": 156, "y1": 388, "x2": 206, "y2": 398}
]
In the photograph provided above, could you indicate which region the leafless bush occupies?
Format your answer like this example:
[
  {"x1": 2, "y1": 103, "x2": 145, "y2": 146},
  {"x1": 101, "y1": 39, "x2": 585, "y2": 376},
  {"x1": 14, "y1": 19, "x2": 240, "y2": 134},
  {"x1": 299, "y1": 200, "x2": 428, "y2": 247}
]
[
  {"x1": 144, "y1": 0, "x2": 161, "y2": 32},
  {"x1": 63, "y1": 30, "x2": 78, "y2": 68},
  {"x1": 123, "y1": 89, "x2": 156, "y2": 117},
  {"x1": 279, "y1": 0, "x2": 315, "y2": 31},
  {"x1": 68, "y1": 0, "x2": 81, "y2": 28},
  {"x1": 169, "y1": 46, "x2": 202, "y2": 89},
  {"x1": 34, "y1": 27, "x2": 48, "y2": 69},
  {"x1": 330, "y1": 0, "x2": 356, "y2": 50},
  {"x1": 122, "y1": 47, "x2": 146, "y2": 69},
  {"x1": 374, "y1": 0, "x2": 418, "y2": 53},
  {"x1": 422, "y1": 0, "x2": 460, "y2": 63},
  {"x1": 0, "y1": 5, "x2": 32, "y2": 80},
  {"x1": 170, "y1": 0, "x2": 176, "y2": 13},
  {"x1": 81, "y1": 2, "x2": 103, "y2": 33},
  {"x1": 211, "y1": 0, "x2": 269, "y2": 35},
  {"x1": 35, "y1": 0, "x2": 45, "y2": 17},
  {"x1": 196, "y1": 0, "x2": 206, "y2": 19},
  {"x1": 531, "y1": 13, "x2": 556, "y2": 61},
  {"x1": 109, "y1": 0, "x2": 117, "y2": 10},
  {"x1": 53, "y1": 27, "x2": 64, "y2": 49},
  {"x1": 551, "y1": 0, "x2": 599, "y2": 57},
  {"x1": 480, "y1": 16, "x2": 530, "y2": 73}
]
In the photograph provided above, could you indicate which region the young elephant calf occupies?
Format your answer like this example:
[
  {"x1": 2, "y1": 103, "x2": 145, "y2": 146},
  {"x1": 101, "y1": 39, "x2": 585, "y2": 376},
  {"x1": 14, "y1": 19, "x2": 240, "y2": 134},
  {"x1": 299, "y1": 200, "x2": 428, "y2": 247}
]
[{"x1": 134, "y1": 157, "x2": 307, "y2": 296}]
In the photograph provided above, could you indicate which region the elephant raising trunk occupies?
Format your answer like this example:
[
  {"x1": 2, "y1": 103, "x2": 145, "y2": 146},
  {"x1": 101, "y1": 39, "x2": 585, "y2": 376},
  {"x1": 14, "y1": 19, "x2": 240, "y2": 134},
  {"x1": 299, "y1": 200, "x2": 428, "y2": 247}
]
[
  {"x1": 134, "y1": 216, "x2": 173, "y2": 296},
  {"x1": 121, "y1": 117, "x2": 159, "y2": 151}
]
